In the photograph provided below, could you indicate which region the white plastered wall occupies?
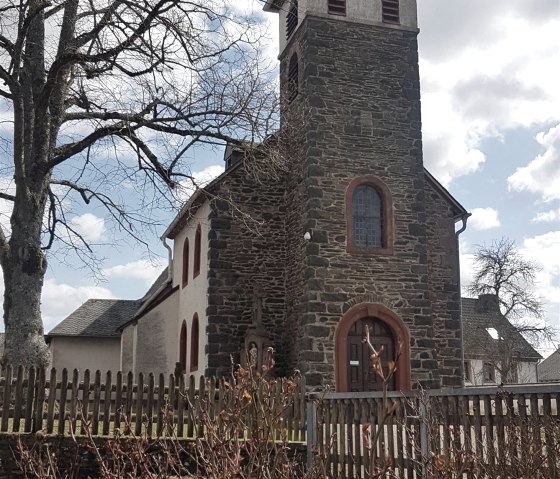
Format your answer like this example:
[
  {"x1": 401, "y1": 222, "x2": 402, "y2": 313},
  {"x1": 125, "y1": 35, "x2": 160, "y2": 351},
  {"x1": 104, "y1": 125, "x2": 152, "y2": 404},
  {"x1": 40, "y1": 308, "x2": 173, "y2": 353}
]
[
  {"x1": 49, "y1": 337, "x2": 121, "y2": 374},
  {"x1": 466, "y1": 359, "x2": 538, "y2": 386},
  {"x1": 173, "y1": 200, "x2": 211, "y2": 382}
]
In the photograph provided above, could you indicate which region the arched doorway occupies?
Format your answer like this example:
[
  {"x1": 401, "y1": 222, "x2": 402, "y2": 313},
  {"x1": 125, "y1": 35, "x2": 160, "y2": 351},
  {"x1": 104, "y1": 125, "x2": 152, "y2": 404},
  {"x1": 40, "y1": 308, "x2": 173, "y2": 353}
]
[
  {"x1": 335, "y1": 303, "x2": 411, "y2": 392},
  {"x1": 347, "y1": 317, "x2": 395, "y2": 391}
]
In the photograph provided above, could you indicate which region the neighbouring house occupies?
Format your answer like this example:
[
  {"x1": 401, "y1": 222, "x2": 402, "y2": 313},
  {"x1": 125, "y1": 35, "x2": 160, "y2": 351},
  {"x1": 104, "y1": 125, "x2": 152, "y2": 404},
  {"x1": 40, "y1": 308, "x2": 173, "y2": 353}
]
[
  {"x1": 538, "y1": 350, "x2": 560, "y2": 382},
  {"x1": 48, "y1": 0, "x2": 473, "y2": 392},
  {"x1": 462, "y1": 295, "x2": 542, "y2": 385},
  {"x1": 46, "y1": 299, "x2": 140, "y2": 374}
]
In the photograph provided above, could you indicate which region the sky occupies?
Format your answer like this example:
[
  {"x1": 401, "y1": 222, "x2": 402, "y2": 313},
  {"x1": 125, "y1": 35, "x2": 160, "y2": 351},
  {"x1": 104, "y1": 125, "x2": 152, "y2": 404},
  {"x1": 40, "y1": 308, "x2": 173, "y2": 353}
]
[{"x1": 1, "y1": 0, "x2": 559, "y2": 354}]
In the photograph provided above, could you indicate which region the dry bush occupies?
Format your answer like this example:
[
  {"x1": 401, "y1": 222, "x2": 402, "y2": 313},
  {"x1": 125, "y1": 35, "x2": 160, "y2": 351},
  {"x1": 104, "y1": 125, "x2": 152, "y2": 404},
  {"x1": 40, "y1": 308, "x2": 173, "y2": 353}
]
[{"x1": 16, "y1": 349, "x2": 327, "y2": 479}]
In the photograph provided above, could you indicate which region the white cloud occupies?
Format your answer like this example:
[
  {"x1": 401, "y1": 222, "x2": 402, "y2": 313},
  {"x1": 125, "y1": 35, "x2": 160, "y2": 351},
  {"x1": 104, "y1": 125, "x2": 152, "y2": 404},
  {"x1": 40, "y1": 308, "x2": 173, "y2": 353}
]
[
  {"x1": 521, "y1": 231, "x2": 560, "y2": 305},
  {"x1": 508, "y1": 124, "x2": 560, "y2": 201},
  {"x1": 533, "y1": 208, "x2": 560, "y2": 224},
  {"x1": 69, "y1": 213, "x2": 106, "y2": 242},
  {"x1": 173, "y1": 164, "x2": 224, "y2": 203},
  {"x1": 103, "y1": 259, "x2": 166, "y2": 286},
  {"x1": 468, "y1": 207, "x2": 501, "y2": 231},
  {"x1": 41, "y1": 279, "x2": 115, "y2": 333},
  {"x1": 0, "y1": 271, "x2": 115, "y2": 333},
  {"x1": 418, "y1": 3, "x2": 560, "y2": 185}
]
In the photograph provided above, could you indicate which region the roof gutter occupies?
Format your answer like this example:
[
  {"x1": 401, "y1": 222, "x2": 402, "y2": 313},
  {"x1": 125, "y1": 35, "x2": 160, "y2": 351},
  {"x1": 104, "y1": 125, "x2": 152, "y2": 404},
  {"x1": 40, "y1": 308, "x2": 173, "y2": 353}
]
[{"x1": 455, "y1": 212, "x2": 471, "y2": 387}]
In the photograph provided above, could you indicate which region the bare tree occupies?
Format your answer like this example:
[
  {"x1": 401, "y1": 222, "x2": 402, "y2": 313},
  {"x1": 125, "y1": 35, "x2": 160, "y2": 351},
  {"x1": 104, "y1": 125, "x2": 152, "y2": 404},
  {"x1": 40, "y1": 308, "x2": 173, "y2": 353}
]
[
  {"x1": 0, "y1": 0, "x2": 278, "y2": 367},
  {"x1": 467, "y1": 238, "x2": 553, "y2": 382}
]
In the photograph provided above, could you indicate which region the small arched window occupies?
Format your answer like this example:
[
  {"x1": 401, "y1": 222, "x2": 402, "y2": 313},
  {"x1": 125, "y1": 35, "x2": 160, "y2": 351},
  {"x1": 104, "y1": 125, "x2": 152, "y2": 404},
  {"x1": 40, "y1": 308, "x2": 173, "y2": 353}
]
[
  {"x1": 190, "y1": 314, "x2": 199, "y2": 372},
  {"x1": 346, "y1": 176, "x2": 393, "y2": 254},
  {"x1": 353, "y1": 185, "x2": 383, "y2": 248},
  {"x1": 182, "y1": 238, "x2": 189, "y2": 287},
  {"x1": 193, "y1": 225, "x2": 201, "y2": 278},
  {"x1": 286, "y1": 1, "x2": 298, "y2": 38},
  {"x1": 288, "y1": 52, "x2": 299, "y2": 103},
  {"x1": 179, "y1": 321, "x2": 187, "y2": 373},
  {"x1": 382, "y1": 0, "x2": 400, "y2": 24}
]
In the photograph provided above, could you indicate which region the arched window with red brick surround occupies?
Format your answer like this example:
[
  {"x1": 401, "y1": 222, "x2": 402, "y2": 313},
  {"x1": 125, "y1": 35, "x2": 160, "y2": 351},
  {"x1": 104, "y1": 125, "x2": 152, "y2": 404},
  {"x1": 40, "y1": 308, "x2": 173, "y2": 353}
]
[
  {"x1": 179, "y1": 320, "x2": 187, "y2": 373},
  {"x1": 346, "y1": 176, "x2": 393, "y2": 255},
  {"x1": 182, "y1": 238, "x2": 189, "y2": 287},
  {"x1": 193, "y1": 225, "x2": 201, "y2": 278},
  {"x1": 190, "y1": 314, "x2": 199, "y2": 372}
]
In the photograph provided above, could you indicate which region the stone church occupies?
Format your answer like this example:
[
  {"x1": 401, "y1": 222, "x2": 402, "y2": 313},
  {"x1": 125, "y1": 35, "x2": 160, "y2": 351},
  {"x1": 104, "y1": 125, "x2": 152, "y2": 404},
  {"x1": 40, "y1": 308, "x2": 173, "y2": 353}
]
[{"x1": 50, "y1": 0, "x2": 472, "y2": 392}]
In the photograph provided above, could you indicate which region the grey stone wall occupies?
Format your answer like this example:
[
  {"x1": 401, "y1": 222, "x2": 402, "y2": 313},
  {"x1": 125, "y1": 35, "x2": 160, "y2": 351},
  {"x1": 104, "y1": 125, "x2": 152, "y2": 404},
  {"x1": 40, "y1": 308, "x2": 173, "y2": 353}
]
[
  {"x1": 205, "y1": 164, "x2": 288, "y2": 377},
  {"x1": 424, "y1": 181, "x2": 463, "y2": 387},
  {"x1": 283, "y1": 16, "x2": 442, "y2": 388}
]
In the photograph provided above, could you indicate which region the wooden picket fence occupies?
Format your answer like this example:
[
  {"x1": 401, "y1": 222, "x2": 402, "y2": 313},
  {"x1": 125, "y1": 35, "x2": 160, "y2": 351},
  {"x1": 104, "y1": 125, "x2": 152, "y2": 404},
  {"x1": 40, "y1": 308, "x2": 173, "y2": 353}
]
[
  {"x1": 308, "y1": 384, "x2": 560, "y2": 479},
  {"x1": 0, "y1": 365, "x2": 307, "y2": 440}
]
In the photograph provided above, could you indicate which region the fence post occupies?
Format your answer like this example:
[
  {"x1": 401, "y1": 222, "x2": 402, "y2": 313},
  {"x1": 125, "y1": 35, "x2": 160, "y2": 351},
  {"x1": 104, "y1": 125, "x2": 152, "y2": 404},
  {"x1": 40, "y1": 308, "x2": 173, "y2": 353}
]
[
  {"x1": 419, "y1": 400, "x2": 429, "y2": 479},
  {"x1": 306, "y1": 398, "x2": 317, "y2": 468}
]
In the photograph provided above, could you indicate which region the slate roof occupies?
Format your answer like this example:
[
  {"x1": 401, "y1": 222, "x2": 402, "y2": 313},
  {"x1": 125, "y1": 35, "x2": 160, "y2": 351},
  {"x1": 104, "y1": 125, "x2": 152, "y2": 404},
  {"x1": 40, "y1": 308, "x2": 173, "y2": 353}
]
[
  {"x1": 538, "y1": 350, "x2": 560, "y2": 382},
  {"x1": 462, "y1": 296, "x2": 542, "y2": 361},
  {"x1": 47, "y1": 299, "x2": 140, "y2": 338}
]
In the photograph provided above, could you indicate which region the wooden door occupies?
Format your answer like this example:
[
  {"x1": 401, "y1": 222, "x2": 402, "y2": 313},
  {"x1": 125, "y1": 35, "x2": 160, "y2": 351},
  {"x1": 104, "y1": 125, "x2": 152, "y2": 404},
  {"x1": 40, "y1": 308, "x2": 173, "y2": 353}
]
[{"x1": 347, "y1": 317, "x2": 395, "y2": 392}]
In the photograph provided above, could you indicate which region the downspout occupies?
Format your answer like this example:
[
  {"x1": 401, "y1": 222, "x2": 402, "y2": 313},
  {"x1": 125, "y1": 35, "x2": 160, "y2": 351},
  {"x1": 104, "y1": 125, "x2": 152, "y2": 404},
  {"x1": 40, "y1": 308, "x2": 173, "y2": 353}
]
[{"x1": 455, "y1": 213, "x2": 471, "y2": 387}]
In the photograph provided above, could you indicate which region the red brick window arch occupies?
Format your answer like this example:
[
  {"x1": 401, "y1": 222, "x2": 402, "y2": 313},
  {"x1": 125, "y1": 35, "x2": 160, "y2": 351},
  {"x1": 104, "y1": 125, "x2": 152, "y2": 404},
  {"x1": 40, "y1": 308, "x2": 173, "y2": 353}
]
[
  {"x1": 346, "y1": 176, "x2": 393, "y2": 254},
  {"x1": 182, "y1": 238, "x2": 189, "y2": 287},
  {"x1": 190, "y1": 314, "x2": 199, "y2": 372},
  {"x1": 193, "y1": 225, "x2": 201, "y2": 278},
  {"x1": 179, "y1": 320, "x2": 187, "y2": 373}
]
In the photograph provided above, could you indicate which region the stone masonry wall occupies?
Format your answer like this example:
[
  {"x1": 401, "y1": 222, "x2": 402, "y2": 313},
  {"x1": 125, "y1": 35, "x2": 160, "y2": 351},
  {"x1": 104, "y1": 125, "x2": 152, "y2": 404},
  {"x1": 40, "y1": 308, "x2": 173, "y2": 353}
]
[
  {"x1": 425, "y1": 181, "x2": 464, "y2": 387},
  {"x1": 288, "y1": 16, "x2": 441, "y2": 389},
  {"x1": 205, "y1": 163, "x2": 288, "y2": 377}
]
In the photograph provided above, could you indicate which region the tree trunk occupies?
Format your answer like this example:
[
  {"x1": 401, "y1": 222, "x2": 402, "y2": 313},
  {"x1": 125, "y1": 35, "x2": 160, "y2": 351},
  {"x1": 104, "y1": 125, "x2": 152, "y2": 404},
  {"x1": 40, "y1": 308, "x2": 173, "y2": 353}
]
[{"x1": 2, "y1": 197, "x2": 50, "y2": 368}]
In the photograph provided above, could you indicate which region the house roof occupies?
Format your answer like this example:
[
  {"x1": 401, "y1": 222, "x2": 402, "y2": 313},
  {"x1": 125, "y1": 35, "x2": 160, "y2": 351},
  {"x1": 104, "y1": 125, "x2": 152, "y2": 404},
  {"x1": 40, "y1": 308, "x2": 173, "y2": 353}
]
[
  {"x1": 538, "y1": 350, "x2": 560, "y2": 382},
  {"x1": 47, "y1": 299, "x2": 141, "y2": 338},
  {"x1": 462, "y1": 296, "x2": 542, "y2": 362}
]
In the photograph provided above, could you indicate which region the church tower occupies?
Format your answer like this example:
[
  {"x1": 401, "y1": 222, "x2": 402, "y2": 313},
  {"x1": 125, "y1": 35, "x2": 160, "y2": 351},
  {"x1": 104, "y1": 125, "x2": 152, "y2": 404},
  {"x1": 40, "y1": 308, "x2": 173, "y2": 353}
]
[{"x1": 264, "y1": 0, "x2": 464, "y2": 391}]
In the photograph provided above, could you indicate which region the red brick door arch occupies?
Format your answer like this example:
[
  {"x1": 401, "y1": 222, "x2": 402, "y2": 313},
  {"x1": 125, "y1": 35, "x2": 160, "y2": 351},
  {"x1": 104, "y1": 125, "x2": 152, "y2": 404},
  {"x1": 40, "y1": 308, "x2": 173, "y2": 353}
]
[{"x1": 335, "y1": 303, "x2": 411, "y2": 392}]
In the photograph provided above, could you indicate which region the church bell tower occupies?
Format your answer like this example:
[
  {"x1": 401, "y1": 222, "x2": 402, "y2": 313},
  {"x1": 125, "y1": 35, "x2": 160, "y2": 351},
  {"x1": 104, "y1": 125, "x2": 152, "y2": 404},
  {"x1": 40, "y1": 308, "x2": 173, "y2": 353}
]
[{"x1": 264, "y1": 1, "x2": 458, "y2": 391}]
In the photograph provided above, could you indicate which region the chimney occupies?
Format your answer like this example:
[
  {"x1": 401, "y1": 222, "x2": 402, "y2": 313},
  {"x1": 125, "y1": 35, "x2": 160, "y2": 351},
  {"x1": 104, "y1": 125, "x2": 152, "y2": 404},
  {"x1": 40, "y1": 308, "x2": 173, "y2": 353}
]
[{"x1": 476, "y1": 294, "x2": 500, "y2": 313}]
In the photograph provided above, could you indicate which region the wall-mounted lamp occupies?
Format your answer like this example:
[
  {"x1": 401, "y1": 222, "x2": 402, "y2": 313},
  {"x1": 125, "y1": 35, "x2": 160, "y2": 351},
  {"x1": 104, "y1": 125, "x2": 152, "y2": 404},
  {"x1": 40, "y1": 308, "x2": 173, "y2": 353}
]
[{"x1": 303, "y1": 232, "x2": 311, "y2": 241}]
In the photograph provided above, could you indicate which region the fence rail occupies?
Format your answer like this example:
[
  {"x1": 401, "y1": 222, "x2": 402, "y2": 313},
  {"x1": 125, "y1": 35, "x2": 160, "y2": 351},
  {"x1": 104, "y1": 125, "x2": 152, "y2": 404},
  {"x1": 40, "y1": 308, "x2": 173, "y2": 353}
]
[
  {"x1": 308, "y1": 384, "x2": 560, "y2": 478},
  {"x1": 0, "y1": 365, "x2": 307, "y2": 440}
]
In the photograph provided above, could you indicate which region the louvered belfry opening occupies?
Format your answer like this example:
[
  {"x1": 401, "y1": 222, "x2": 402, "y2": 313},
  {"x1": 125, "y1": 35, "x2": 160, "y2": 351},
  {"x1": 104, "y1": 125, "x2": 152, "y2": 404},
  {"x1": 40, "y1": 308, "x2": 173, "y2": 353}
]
[
  {"x1": 288, "y1": 52, "x2": 299, "y2": 102},
  {"x1": 286, "y1": 1, "x2": 298, "y2": 38},
  {"x1": 328, "y1": 0, "x2": 346, "y2": 15},
  {"x1": 382, "y1": 0, "x2": 400, "y2": 24}
]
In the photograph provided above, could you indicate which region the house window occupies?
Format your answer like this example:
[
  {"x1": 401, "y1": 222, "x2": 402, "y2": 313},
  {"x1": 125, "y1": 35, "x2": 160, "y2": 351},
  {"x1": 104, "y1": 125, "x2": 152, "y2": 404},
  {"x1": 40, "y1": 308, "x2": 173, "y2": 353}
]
[
  {"x1": 346, "y1": 176, "x2": 393, "y2": 254},
  {"x1": 179, "y1": 321, "x2": 187, "y2": 373},
  {"x1": 505, "y1": 364, "x2": 518, "y2": 383},
  {"x1": 182, "y1": 238, "x2": 189, "y2": 287},
  {"x1": 193, "y1": 225, "x2": 201, "y2": 278},
  {"x1": 328, "y1": 0, "x2": 346, "y2": 15},
  {"x1": 190, "y1": 314, "x2": 199, "y2": 372},
  {"x1": 464, "y1": 361, "x2": 473, "y2": 383},
  {"x1": 288, "y1": 52, "x2": 299, "y2": 103},
  {"x1": 382, "y1": 0, "x2": 400, "y2": 24},
  {"x1": 483, "y1": 362, "x2": 496, "y2": 383},
  {"x1": 286, "y1": 1, "x2": 298, "y2": 38}
]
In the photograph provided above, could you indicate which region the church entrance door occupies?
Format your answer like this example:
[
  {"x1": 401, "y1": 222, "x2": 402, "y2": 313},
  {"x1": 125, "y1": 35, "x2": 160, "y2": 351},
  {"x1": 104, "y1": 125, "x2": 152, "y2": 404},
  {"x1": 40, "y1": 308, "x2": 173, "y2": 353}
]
[{"x1": 347, "y1": 317, "x2": 396, "y2": 392}]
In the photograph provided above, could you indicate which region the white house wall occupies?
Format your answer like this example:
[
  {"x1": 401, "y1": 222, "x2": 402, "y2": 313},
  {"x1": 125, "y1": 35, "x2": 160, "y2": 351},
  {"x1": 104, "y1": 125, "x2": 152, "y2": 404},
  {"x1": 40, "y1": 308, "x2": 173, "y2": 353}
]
[
  {"x1": 467, "y1": 359, "x2": 538, "y2": 386},
  {"x1": 173, "y1": 200, "x2": 211, "y2": 382},
  {"x1": 133, "y1": 290, "x2": 180, "y2": 376},
  {"x1": 50, "y1": 337, "x2": 121, "y2": 374}
]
